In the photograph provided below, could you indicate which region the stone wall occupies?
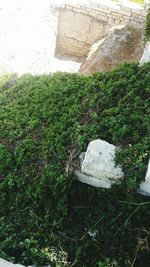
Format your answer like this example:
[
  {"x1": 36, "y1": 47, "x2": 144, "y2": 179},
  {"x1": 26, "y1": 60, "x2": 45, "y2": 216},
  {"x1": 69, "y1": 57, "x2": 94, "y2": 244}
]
[{"x1": 55, "y1": 2, "x2": 146, "y2": 59}]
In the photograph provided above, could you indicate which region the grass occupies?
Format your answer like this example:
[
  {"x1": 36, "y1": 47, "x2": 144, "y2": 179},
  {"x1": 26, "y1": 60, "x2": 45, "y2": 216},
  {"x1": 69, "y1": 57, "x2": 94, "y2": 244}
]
[
  {"x1": 130, "y1": 0, "x2": 144, "y2": 4},
  {"x1": 0, "y1": 63, "x2": 150, "y2": 266},
  {"x1": 113, "y1": 0, "x2": 144, "y2": 4}
]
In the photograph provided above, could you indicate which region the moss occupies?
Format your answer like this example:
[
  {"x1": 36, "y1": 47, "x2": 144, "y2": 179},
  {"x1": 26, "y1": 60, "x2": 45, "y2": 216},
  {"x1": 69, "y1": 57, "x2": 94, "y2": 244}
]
[{"x1": 0, "y1": 63, "x2": 150, "y2": 266}]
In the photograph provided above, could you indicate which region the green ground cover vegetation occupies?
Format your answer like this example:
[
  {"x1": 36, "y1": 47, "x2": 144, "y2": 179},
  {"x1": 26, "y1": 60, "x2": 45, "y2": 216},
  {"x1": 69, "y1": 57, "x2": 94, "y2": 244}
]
[
  {"x1": 0, "y1": 63, "x2": 150, "y2": 266},
  {"x1": 145, "y1": 8, "x2": 150, "y2": 42},
  {"x1": 113, "y1": 0, "x2": 144, "y2": 4}
]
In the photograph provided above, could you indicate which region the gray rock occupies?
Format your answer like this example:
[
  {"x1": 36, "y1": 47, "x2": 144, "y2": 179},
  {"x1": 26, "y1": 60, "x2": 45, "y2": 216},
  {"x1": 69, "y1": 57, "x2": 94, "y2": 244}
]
[{"x1": 79, "y1": 25, "x2": 144, "y2": 75}]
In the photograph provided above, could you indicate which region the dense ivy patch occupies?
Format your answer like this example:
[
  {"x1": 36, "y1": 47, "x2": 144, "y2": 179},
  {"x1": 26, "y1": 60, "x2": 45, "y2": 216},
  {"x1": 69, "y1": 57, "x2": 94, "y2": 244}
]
[
  {"x1": 145, "y1": 8, "x2": 150, "y2": 42},
  {"x1": 0, "y1": 63, "x2": 150, "y2": 267}
]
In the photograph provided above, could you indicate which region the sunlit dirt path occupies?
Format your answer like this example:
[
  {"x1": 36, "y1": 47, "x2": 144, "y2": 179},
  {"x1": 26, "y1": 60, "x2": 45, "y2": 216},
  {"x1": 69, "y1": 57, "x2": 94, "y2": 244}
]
[{"x1": 0, "y1": 0, "x2": 81, "y2": 75}]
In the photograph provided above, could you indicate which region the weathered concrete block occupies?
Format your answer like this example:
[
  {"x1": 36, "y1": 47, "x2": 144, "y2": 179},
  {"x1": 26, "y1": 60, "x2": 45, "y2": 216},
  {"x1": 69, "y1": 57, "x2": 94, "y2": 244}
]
[
  {"x1": 0, "y1": 259, "x2": 24, "y2": 267},
  {"x1": 140, "y1": 42, "x2": 150, "y2": 64},
  {"x1": 81, "y1": 139, "x2": 124, "y2": 183},
  {"x1": 139, "y1": 159, "x2": 150, "y2": 196},
  {"x1": 75, "y1": 170, "x2": 113, "y2": 189}
]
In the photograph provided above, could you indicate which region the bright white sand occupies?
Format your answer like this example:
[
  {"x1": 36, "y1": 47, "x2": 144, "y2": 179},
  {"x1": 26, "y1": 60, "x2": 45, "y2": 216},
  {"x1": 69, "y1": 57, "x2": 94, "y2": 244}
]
[{"x1": 0, "y1": 0, "x2": 81, "y2": 75}]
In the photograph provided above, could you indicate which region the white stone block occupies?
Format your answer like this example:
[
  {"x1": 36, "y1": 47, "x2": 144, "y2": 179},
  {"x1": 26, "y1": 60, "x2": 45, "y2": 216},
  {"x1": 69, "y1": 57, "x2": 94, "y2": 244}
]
[
  {"x1": 0, "y1": 258, "x2": 24, "y2": 267},
  {"x1": 75, "y1": 170, "x2": 112, "y2": 188},
  {"x1": 139, "y1": 159, "x2": 150, "y2": 196},
  {"x1": 140, "y1": 42, "x2": 150, "y2": 65},
  {"x1": 80, "y1": 139, "x2": 124, "y2": 187},
  {"x1": 145, "y1": 160, "x2": 150, "y2": 182}
]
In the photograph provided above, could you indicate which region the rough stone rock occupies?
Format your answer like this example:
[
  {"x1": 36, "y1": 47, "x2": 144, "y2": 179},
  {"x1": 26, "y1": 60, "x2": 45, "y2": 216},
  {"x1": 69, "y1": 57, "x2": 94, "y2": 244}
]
[
  {"x1": 75, "y1": 139, "x2": 124, "y2": 188},
  {"x1": 0, "y1": 258, "x2": 24, "y2": 267},
  {"x1": 139, "y1": 159, "x2": 150, "y2": 196},
  {"x1": 140, "y1": 42, "x2": 150, "y2": 65},
  {"x1": 79, "y1": 25, "x2": 144, "y2": 75},
  {"x1": 82, "y1": 139, "x2": 124, "y2": 180}
]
